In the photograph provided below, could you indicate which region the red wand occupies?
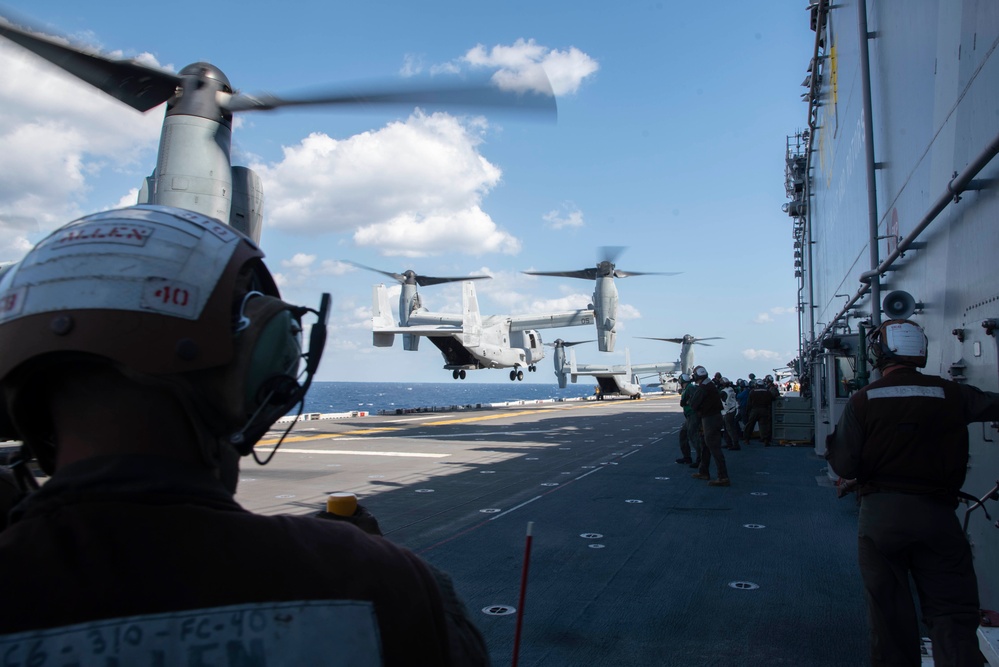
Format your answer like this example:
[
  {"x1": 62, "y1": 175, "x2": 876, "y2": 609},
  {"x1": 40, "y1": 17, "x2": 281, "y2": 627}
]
[{"x1": 512, "y1": 521, "x2": 534, "y2": 667}]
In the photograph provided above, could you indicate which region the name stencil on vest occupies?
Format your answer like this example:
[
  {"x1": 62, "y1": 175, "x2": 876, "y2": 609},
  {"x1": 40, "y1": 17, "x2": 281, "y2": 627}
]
[{"x1": 0, "y1": 600, "x2": 382, "y2": 666}]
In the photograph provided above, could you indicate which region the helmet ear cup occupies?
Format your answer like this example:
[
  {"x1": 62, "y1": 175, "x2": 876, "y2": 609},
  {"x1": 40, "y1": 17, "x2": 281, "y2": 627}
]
[
  {"x1": 245, "y1": 308, "x2": 302, "y2": 410},
  {"x1": 214, "y1": 294, "x2": 305, "y2": 451}
]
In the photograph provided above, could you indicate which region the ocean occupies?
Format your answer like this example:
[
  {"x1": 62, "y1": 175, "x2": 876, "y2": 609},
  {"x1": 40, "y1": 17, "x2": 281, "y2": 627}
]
[{"x1": 297, "y1": 381, "x2": 603, "y2": 415}]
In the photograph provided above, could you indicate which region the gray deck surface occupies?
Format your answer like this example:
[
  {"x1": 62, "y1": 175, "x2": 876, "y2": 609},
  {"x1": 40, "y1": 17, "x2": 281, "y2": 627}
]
[{"x1": 236, "y1": 394, "x2": 869, "y2": 666}]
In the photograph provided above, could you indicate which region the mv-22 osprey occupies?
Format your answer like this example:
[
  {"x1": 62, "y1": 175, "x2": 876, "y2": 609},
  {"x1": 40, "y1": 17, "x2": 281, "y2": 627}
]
[
  {"x1": 549, "y1": 334, "x2": 718, "y2": 398},
  {"x1": 0, "y1": 13, "x2": 555, "y2": 247},
  {"x1": 354, "y1": 252, "x2": 665, "y2": 381}
]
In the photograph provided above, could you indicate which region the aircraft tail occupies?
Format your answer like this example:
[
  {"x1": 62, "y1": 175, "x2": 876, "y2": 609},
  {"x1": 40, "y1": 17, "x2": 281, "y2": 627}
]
[
  {"x1": 460, "y1": 282, "x2": 482, "y2": 347},
  {"x1": 372, "y1": 284, "x2": 395, "y2": 347}
]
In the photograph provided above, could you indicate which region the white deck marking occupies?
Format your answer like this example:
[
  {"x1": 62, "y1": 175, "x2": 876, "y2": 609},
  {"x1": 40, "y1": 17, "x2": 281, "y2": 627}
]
[{"x1": 276, "y1": 448, "x2": 449, "y2": 458}]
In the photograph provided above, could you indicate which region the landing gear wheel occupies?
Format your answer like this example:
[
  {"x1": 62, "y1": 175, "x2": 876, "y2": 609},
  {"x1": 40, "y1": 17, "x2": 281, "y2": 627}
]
[
  {"x1": 510, "y1": 370, "x2": 517, "y2": 381},
  {"x1": 452, "y1": 370, "x2": 459, "y2": 380},
  {"x1": 529, "y1": 365, "x2": 536, "y2": 372},
  {"x1": 517, "y1": 370, "x2": 524, "y2": 381},
  {"x1": 459, "y1": 370, "x2": 466, "y2": 380}
]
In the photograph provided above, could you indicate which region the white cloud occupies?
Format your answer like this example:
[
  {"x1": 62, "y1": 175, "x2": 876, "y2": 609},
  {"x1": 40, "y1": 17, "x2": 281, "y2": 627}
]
[
  {"x1": 463, "y1": 39, "x2": 598, "y2": 96},
  {"x1": 742, "y1": 349, "x2": 782, "y2": 361},
  {"x1": 252, "y1": 111, "x2": 519, "y2": 257},
  {"x1": 112, "y1": 188, "x2": 142, "y2": 210},
  {"x1": 283, "y1": 253, "x2": 317, "y2": 269},
  {"x1": 754, "y1": 305, "x2": 796, "y2": 324},
  {"x1": 543, "y1": 202, "x2": 585, "y2": 230},
  {"x1": 273, "y1": 258, "x2": 354, "y2": 290},
  {"x1": 618, "y1": 303, "x2": 641, "y2": 320},
  {"x1": 0, "y1": 41, "x2": 164, "y2": 260}
]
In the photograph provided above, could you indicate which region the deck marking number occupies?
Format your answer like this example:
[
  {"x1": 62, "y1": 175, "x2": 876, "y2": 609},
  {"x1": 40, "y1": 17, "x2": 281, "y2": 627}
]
[
  {"x1": 729, "y1": 581, "x2": 760, "y2": 590},
  {"x1": 482, "y1": 606, "x2": 516, "y2": 616}
]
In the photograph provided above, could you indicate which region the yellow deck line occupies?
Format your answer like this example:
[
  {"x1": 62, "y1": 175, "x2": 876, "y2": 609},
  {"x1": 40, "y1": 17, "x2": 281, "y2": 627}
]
[{"x1": 256, "y1": 401, "x2": 615, "y2": 447}]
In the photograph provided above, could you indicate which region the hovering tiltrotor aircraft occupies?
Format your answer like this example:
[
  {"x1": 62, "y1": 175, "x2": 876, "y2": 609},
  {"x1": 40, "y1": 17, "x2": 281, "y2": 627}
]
[
  {"x1": 0, "y1": 14, "x2": 555, "y2": 246},
  {"x1": 637, "y1": 334, "x2": 723, "y2": 376},
  {"x1": 367, "y1": 275, "x2": 596, "y2": 380},
  {"x1": 524, "y1": 247, "x2": 677, "y2": 353},
  {"x1": 551, "y1": 340, "x2": 679, "y2": 399},
  {"x1": 344, "y1": 261, "x2": 492, "y2": 354}
]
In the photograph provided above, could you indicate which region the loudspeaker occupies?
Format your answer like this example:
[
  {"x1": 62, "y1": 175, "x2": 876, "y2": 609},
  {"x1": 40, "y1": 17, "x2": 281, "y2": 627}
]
[{"x1": 882, "y1": 290, "x2": 916, "y2": 319}]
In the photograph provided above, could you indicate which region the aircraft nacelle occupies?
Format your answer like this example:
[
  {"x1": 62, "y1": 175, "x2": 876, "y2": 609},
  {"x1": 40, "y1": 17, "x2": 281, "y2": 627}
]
[
  {"x1": 136, "y1": 150, "x2": 264, "y2": 245},
  {"x1": 148, "y1": 115, "x2": 235, "y2": 230},
  {"x1": 511, "y1": 330, "x2": 544, "y2": 366},
  {"x1": 229, "y1": 167, "x2": 264, "y2": 244},
  {"x1": 553, "y1": 345, "x2": 569, "y2": 388},
  {"x1": 593, "y1": 276, "x2": 618, "y2": 352}
]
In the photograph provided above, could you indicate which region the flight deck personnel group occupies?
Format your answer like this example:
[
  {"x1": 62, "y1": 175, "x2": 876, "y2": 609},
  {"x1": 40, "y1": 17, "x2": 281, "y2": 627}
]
[
  {"x1": 688, "y1": 365, "x2": 730, "y2": 487},
  {"x1": 0, "y1": 206, "x2": 488, "y2": 665},
  {"x1": 826, "y1": 318, "x2": 999, "y2": 667}
]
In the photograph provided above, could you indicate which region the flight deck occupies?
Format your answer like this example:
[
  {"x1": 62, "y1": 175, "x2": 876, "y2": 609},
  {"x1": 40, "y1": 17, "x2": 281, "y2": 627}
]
[{"x1": 238, "y1": 395, "x2": 869, "y2": 666}]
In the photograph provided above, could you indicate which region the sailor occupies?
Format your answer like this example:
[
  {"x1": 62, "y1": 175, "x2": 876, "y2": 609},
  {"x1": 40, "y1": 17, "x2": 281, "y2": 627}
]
[
  {"x1": 742, "y1": 378, "x2": 775, "y2": 446},
  {"x1": 0, "y1": 207, "x2": 488, "y2": 665},
  {"x1": 735, "y1": 378, "x2": 751, "y2": 427},
  {"x1": 719, "y1": 378, "x2": 741, "y2": 451},
  {"x1": 826, "y1": 319, "x2": 999, "y2": 667},
  {"x1": 764, "y1": 374, "x2": 780, "y2": 400},
  {"x1": 688, "y1": 366, "x2": 730, "y2": 487},
  {"x1": 675, "y1": 373, "x2": 695, "y2": 465}
]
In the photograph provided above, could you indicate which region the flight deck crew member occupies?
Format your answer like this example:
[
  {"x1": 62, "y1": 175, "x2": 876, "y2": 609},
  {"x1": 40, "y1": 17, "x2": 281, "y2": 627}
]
[
  {"x1": 675, "y1": 373, "x2": 695, "y2": 465},
  {"x1": 0, "y1": 207, "x2": 488, "y2": 666},
  {"x1": 826, "y1": 319, "x2": 999, "y2": 667},
  {"x1": 719, "y1": 378, "x2": 741, "y2": 450},
  {"x1": 736, "y1": 379, "x2": 750, "y2": 427},
  {"x1": 688, "y1": 366, "x2": 729, "y2": 487},
  {"x1": 679, "y1": 372, "x2": 702, "y2": 468},
  {"x1": 743, "y1": 378, "x2": 774, "y2": 446}
]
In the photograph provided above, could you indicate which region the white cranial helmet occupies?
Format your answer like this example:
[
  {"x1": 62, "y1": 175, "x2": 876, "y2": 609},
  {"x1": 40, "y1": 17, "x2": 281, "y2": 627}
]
[{"x1": 0, "y1": 205, "x2": 328, "y2": 471}]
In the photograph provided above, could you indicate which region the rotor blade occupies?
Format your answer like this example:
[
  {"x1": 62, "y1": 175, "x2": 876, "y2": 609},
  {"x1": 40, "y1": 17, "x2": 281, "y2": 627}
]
[
  {"x1": 612, "y1": 270, "x2": 681, "y2": 278},
  {"x1": 693, "y1": 337, "x2": 724, "y2": 342},
  {"x1": 600, "y1": 246, "x2": 627, "y2": 264},
  {"x1": 544, "y1": 339, "x2": 596, "y2": 348},
  {"x1": 0, "y1": 17, "x2": 180, "y2": 112},
  {"x1": 342, "y1": 260, "x2": 490, "y2": 286},
  {"x1": 636, "y1": 337, "x2": 685, "y2": 344},
  {"x1": 224, "y1": 78, "x2": 557, "y2": 121},
  {"x1": 417, "y1": 274, "x2": 491, "y2": 287},
  {"x1": 523, "y1": 269, "x2": 598, "y2": 281},
  {"x1": 694, "y1": 342, "x2": 715, "y2": 347},
  {"x1": 341, "y1": 260, "x2": 407, "y2": 284}
]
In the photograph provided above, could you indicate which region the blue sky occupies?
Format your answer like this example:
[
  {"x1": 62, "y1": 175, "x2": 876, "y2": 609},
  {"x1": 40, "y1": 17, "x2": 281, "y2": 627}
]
[{"x1": 0, "y1": 1, "x2": 813, "y2": 384}]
